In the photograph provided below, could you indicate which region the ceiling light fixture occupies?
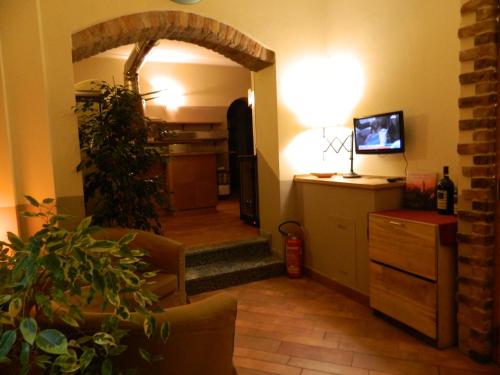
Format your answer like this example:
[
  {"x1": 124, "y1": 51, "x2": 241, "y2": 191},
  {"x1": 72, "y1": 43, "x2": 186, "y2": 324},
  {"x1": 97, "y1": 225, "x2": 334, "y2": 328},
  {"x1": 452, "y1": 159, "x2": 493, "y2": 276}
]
[{"x1": 171, "y1": 0, "x2": 201, "y2": 4}]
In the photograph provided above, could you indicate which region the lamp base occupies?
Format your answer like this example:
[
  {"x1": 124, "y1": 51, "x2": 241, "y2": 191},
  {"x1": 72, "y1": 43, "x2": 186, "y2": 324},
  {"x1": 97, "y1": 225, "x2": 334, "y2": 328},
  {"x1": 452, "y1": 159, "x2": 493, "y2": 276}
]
[{"x1": 343, "y1": 171, "x2": 361, "y2": 179}]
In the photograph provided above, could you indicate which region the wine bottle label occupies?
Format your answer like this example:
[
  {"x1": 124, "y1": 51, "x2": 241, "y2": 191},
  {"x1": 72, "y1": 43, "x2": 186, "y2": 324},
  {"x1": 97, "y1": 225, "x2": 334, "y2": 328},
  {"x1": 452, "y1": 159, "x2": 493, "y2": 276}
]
[{"x1": 437, "y1": 190, "x2": 448, "y2": 209}]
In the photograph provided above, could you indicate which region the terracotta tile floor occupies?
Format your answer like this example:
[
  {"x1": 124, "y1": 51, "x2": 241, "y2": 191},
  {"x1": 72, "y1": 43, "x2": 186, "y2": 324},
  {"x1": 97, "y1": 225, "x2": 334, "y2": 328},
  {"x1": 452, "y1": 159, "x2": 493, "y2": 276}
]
[
  {"x1": 159, "y1": 199, "x2": 260, "y2": 250},
  {"x1": 192, "y1": 277, "x2": 500, "y2": 375}
]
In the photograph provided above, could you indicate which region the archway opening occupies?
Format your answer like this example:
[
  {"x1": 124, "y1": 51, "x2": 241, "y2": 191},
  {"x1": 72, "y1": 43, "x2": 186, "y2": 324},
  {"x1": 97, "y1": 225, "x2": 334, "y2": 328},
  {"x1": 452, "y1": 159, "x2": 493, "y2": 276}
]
[{"x1": 71, "y1": 10, "x2": 276, "y2": 249}]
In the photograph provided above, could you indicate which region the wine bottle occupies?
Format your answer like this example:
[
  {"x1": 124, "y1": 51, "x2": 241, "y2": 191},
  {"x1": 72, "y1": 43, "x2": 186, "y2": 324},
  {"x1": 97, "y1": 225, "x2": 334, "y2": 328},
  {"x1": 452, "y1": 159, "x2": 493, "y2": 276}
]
[{"x1": 437, "y1": 166, "x2": 454, "y2": 215}]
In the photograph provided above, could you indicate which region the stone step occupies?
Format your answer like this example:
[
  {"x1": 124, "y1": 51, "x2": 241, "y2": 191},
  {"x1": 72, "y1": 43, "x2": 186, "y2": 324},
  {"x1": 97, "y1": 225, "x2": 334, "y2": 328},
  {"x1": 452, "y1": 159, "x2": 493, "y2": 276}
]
[
  {"x1": 186, "y1": 253, "x2": 284, "y2": 295},
  {"x1": 185, "y1": 236, "x2": 271, "y2": 267}
]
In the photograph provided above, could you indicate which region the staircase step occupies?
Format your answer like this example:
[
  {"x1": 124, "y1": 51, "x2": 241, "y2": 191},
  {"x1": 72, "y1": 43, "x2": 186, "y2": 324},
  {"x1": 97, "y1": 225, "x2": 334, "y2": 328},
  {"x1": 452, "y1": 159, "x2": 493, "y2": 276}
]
[
  {"x1": 185, "y1": 236, "x2": 270, "y2": 267},
  {"x1": 186, "y1": 253, "x2": 284, "y2": 295}
]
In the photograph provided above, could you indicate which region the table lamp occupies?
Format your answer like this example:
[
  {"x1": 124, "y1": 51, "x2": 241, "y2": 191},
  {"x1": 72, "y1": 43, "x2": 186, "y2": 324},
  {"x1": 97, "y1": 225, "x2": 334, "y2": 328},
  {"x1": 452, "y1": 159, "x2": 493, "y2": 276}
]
[{"x1": 322, "y1": 127, "x2": 360, "y2": 178}]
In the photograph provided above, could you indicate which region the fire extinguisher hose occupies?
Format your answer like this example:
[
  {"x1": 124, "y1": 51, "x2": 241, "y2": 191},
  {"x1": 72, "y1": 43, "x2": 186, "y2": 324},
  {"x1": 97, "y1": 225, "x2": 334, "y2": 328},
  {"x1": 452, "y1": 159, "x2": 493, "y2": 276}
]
[{"x1": 278, "y1": 220, "x2": 303, "y2": 238}]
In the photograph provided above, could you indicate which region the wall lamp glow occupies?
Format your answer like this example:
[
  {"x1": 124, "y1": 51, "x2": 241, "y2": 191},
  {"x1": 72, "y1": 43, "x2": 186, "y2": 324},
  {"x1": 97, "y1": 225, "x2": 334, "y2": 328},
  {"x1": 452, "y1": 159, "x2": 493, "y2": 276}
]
[
  {"x1": 149, "y1": 77, "x2": 186, "y2": 110},
  {"x1": 247, "y1": 89, "x2": 255, "y2": 108},
  {"x1": 281, "y1": 53, "x2": 365, "y2": 128}
]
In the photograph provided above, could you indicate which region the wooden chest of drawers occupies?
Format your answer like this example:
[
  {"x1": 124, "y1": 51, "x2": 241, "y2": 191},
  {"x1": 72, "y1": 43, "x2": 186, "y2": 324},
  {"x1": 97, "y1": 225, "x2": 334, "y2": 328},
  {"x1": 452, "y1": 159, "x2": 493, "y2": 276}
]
[{"x1": 368, "y1": 210, "x2": 457, "y2": 348}]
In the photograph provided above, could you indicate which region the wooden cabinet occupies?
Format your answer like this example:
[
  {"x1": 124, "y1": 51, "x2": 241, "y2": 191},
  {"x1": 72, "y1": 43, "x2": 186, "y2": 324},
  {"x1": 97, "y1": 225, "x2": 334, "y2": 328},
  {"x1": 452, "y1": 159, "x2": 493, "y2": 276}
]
[
  {"x1": 294, "y1": 175, "x2": 404, "y2": 294},
  {"x1": 368, "y1": 210, "x2": 457, "y2": 348},
  {"x1": 369, "y1": 214, "x2": 437, "y2": 280},
  {"x1": 167, "y1": 153, "x2": 217, "y2": 211}
]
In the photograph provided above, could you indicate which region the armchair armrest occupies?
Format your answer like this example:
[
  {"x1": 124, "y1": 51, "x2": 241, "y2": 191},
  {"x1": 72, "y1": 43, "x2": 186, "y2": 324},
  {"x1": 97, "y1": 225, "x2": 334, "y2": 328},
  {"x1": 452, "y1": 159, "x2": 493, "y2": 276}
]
[{"x1": 83, "y1": 293, "x2": 238, "y2": 375}]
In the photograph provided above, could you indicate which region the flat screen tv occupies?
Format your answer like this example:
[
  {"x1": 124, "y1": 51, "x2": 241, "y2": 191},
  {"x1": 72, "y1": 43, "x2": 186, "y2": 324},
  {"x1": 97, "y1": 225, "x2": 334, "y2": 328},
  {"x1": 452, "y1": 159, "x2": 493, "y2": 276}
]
[{"x1": 353, "y1": 110, "x2": 405, "y2": 154}]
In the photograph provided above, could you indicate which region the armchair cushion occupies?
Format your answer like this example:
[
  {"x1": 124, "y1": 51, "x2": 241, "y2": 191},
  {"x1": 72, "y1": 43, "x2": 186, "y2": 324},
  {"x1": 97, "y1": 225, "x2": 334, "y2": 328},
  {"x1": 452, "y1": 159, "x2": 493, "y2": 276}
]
[{"x1": 145, "y1": 272, "x2": 178, "y2": 299}]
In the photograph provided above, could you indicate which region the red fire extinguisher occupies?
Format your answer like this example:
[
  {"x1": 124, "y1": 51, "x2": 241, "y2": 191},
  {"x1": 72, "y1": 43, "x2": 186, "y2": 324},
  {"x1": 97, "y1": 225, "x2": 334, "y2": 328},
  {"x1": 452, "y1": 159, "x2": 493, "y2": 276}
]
[{"x1": 278, "y1": 221, "x2": 304, "y2": 278}]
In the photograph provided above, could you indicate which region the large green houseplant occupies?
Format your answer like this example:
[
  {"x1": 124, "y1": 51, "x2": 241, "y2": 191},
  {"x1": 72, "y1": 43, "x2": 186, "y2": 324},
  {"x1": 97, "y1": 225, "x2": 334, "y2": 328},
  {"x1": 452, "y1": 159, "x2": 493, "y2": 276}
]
[
  {"x1": 75, "y1": 82, "x2": 165, "y2": 233},
  {"x1": 0, "y1": 197, "x2": 168, "y2": 374}
]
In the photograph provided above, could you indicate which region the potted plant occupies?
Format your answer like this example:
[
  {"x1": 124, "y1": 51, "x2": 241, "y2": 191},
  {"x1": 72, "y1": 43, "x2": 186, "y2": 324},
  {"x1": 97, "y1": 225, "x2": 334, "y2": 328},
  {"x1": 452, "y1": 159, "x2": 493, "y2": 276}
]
[
  {"x1": 0, "y1": 196, "x2": 169, "y2": 374},
  {"x1": 75, "y1": 82, "x2": 165, "y2": 234}
]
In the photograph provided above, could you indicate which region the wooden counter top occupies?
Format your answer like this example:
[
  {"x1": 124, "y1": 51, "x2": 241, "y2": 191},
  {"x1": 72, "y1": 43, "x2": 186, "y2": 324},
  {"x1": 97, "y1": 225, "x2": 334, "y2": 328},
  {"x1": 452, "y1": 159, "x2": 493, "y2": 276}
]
[{"x1": 294, "y1": 174, "x2": 406, "y2": 190}]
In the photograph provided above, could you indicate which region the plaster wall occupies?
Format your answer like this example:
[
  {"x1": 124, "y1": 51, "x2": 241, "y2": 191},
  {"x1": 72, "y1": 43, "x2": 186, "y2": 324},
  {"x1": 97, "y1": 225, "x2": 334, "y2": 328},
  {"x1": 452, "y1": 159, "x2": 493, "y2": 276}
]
[
  {"x1": 291, "y1": 0, "x2": 461, "y2": 294},
  {"x1": 324, "y1": 0, "x2": 461, "y2": 181},
  {"x1": 141, "y1": 62, "x2": 251, "y2": 108},
  {"x1": 0, "y1": 31, "x2": 18, "y2": 239},
  {"x1": 73, "y1": 58, "x2": 251, "y2": 108},
  {"x1": 0, "y1": 1, "x2": 56, "y2": 202}
]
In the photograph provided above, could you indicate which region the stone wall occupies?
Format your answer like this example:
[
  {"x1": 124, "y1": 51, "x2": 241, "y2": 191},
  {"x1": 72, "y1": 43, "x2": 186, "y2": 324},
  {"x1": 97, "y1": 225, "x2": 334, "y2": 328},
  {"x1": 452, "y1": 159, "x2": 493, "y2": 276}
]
[{"x1": 457, "y1": 0, "x2": 498, "y2": 362}]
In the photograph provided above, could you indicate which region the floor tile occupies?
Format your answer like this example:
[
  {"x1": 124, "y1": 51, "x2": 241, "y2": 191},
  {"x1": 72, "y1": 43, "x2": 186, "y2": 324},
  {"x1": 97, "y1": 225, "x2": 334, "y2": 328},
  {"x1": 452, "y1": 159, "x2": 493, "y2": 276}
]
[
  {"x1": 352, "y1": 352, "x2": 439, "y2": 375},
  {"x1": 234, "y1": 356, "x2": 302, "y2": 375},
  {"x1": 288, "y1": 357, "x2": 369, "y2": 374},
  {"x1": 235, "y1": 334, "x2": 282, "y2": 352},
  {"x1": 193, "y1": 277, "x2": 499, "y2": 375},
  {"x1": 277, "y1": 341, "x2": 353, "y2": 366},
  {"x1": 234, "y1": 347, "x2": 290, "y2": 365}
]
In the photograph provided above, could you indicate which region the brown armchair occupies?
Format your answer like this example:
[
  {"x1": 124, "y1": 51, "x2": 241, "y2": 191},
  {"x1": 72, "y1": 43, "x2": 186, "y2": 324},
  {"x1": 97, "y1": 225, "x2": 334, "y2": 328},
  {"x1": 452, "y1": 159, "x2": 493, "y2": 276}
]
[
  {"x1": 89, "y1": 228, "x2": 238, "y2": 374},
  {"x1": 95, "y1": 227, "x2": 187, "y2": 307}
]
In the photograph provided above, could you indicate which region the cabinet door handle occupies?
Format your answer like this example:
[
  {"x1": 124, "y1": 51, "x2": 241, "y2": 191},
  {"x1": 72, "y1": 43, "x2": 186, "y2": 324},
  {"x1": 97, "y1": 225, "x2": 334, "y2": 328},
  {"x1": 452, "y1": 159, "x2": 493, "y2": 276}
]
[{"x1": 389, "y1": 221, "x2": 402, "y2": 226}]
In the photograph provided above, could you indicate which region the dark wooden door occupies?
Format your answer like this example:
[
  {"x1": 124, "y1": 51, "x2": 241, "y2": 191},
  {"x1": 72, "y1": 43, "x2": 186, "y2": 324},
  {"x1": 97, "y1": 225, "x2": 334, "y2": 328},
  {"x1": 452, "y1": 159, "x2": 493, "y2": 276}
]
[
  {"x1": 494, "y1": 56, "x2": 500, "y2": 364},
  {"x1": 495, "y1": 176, "x2": 500, "y2": 363},
  {"x1": 239, "y1": 155, "x2": 259, "y2": 226},
  {"x1": 227, "y1": 98, "x2": 254, "y2": 195}
]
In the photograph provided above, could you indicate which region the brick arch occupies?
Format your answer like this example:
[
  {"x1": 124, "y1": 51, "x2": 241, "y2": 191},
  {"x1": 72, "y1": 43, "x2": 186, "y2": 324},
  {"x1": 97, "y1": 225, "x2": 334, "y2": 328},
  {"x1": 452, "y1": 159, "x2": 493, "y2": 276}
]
[{"x1": 71, "y1": 10, "x2": 275, "y2": 71}]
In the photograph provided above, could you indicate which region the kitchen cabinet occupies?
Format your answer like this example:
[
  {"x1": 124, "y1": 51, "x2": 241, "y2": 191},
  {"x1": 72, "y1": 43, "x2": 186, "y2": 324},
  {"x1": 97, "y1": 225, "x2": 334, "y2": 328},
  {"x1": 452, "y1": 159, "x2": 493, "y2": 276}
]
[{"x1": 368, "y1": 210, "x2": 457, "y2": 348}]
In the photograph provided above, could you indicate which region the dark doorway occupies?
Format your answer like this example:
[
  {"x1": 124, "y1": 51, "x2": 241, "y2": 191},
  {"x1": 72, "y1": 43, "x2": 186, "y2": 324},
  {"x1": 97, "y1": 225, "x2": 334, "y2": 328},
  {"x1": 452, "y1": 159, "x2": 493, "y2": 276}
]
[{"x1": 227, "y1": 98, "x2": 259, "y2": 226}]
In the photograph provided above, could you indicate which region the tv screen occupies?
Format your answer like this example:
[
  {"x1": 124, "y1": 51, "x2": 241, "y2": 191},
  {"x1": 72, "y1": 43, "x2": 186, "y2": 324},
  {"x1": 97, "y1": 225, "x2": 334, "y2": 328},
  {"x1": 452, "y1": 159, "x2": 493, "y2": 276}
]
[{"x1": 354, "y1": 111, "x2": 405, "y2": 154}]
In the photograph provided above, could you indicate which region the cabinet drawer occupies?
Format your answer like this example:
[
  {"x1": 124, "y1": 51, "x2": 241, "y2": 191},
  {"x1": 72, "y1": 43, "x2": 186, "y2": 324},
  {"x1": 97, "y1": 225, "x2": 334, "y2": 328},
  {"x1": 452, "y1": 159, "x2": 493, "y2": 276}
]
[
  {"x1": 369, "y1": 214, "x2": 437, "y2": 280},
  {"x1": 370, "y1": 262, "x2": 437, "y2": 339}
]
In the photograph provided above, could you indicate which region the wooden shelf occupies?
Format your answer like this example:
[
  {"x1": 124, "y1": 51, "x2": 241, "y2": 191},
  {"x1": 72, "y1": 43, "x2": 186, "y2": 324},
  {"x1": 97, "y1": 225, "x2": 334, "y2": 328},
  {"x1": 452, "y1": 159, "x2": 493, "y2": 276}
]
[
  {"x1": 158, "y1": 151, "x2": 228, "y2": 156},
  {"x1": 148, "y1": 119, "x2": 222, "y2": 130},
  {"x1": 159, "y1": 121, "x2": 221, "y2": 126},
  {"x1": 148, "y1": 137, "x2": 227, "y2": 145}
]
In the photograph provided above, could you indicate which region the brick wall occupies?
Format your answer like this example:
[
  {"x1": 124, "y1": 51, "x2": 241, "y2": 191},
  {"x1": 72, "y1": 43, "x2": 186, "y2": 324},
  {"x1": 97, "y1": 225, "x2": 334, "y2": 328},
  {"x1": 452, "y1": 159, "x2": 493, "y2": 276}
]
[
  {"x1": 457, "y1": 0, "x2": 498, "y2": 362},
  {"x1": 71, "y1": 10, "x2": 275, "y2": 72}
]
